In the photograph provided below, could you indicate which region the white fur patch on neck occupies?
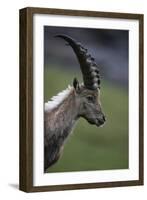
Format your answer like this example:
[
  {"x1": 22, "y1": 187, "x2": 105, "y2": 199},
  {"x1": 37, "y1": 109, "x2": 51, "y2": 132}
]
[{"x1": 45, "y1": 85, "x2": 73, "y2": 111}]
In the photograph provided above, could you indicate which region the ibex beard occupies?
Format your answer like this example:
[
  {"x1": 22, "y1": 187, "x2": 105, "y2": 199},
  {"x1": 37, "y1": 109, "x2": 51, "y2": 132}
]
[{"x1": 44, "y1": 35, "x2": 106, "y2": 172}]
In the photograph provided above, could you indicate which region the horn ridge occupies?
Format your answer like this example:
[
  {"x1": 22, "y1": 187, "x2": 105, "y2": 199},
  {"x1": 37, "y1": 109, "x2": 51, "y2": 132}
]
[{"x1": 55, "y1": 34, "x2": 100, "y2": 90}]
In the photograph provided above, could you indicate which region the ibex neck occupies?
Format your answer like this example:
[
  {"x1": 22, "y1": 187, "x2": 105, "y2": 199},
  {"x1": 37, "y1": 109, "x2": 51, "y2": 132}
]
[
  {"x1": 44, "y1": 86, "x2": 79, "y2": 170},
  {"x1": 54, "y1": 87, "x2": 79, "y2": 126},
  {"x1": 45, "y1": 86, "x2": 74, "y2": 112},
  {"x1": 45, "y1": 86, "x2": 79, "y2": 135}
]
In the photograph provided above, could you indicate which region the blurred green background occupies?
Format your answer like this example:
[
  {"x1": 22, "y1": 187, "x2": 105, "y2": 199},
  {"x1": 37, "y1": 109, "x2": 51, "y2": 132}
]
[
  {"x1": 44, "y1": 67, "x2": 128, "y2": 173},
  {"x1": 44, "y1": 27, "x2": 128, "y2": 173}
]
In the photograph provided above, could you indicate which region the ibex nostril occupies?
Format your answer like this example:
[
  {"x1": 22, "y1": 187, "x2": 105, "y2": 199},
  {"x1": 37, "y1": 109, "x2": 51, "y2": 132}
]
[{"x1": 98, "y1": 119, "x2": 105, "y2": 125}]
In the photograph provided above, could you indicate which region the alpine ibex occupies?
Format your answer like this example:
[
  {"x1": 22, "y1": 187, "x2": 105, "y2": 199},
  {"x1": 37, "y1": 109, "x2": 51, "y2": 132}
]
[{"x1": 44, "y1": 34, "x2": 106, "y2": 171}]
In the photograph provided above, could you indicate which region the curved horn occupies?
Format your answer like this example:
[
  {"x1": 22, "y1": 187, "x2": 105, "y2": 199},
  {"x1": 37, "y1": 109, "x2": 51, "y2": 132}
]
[{"x1": 55, "y1": 34, "x2": 100, "y2": 90}]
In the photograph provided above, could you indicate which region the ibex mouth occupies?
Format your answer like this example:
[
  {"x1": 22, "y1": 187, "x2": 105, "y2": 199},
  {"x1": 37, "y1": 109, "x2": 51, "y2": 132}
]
[
  {"x1": 96, "y1": 119, "x2": 105, "y2": 127},
  {"x1": 86, "y1": 118, "x2": 105, "y2": 127}
]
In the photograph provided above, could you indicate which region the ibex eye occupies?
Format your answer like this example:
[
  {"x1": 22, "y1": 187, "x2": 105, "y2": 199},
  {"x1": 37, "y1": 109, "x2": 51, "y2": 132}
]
[{"x1": 86, "y1": 96, "x2": 95, "y2": 102}]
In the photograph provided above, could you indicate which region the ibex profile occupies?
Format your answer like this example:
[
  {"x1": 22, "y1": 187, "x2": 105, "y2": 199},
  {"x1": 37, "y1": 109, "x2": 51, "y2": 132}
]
[{"x1": 44, "y1": 34, "x2": 106, "y2": 171}]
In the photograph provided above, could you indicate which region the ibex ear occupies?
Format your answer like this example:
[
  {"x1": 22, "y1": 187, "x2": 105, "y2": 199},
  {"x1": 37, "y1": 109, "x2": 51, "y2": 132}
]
[{"x1": 73, "y1": 77, "x2": 80, "y2": 92}]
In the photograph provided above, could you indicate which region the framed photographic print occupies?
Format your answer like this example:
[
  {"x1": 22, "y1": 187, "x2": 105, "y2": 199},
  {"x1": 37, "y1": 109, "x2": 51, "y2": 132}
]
[{"x1": 19, "y1": 7, "x2": 144, "y2": 192}]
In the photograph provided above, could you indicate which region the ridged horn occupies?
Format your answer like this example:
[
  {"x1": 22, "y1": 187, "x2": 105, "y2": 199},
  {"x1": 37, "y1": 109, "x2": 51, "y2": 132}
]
[{"x1": 55, "y1": 34, "x2": 100, "y2": 90}]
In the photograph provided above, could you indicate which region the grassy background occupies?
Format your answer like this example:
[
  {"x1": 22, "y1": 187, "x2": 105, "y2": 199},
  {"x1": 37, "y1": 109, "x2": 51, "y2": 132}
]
[{"x1": 44, "y1": 67, "x2": 128, "y2": 173}]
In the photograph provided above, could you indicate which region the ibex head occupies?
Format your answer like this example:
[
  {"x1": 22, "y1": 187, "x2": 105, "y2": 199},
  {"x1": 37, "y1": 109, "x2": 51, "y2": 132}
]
[{"x1": 55, "y1": 34, "x2": 106, "y2": 127}]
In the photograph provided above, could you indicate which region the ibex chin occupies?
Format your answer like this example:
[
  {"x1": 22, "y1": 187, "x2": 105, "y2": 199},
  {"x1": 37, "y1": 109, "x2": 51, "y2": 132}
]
[{"x1": 44, "y1": 34, "x2": 106, "y2": 171}]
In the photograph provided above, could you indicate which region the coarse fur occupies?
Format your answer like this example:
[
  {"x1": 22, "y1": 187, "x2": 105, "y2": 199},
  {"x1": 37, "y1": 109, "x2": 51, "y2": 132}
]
[
  {"x1": 44, "y1": 86, "x2": 78, "y2": 171},
  {"x1": 45, "y1": 85, "x2": 72, "y2": 112}
]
